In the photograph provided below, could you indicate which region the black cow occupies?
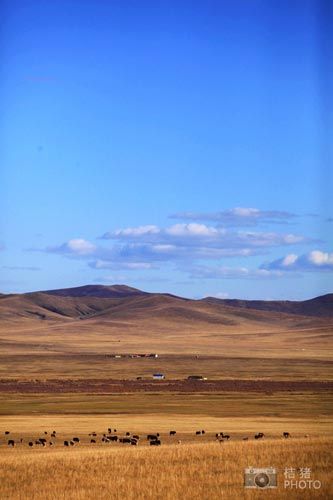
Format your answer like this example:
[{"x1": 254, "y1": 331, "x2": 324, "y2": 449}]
[
  {"x1": 223, "y1": 434, "x2": 230, "y2": 440},
  {"x1": 130, "y1": 439, "x2": 138, "y2": 445},
  {"x1": 8, "y1": 439, "x2": 15, "y2": 446},
  {"x1": 147, "y1": 434, "x2": 158, "y2": 440},
  {"x1": 243, "y1": 437, "x2": 249, "y2": 441},
  {"x1": 126, "y1": 432, "x2": 131, "y2": 436},
  {"x1": 29, "y1": 441, "x2": 33, "y2": 447},
  {"x1": 108, "y1": 428, "x2": 112, "y2": 434},
  {"x1": 109, "y1": 436, "x2": 118, "y2": 441},
  {"x1": 202, "y1": 430, "x2": 205, "y2": 434},
  {"x1": 120, "y1": 438, "x2": 131, "y2": 444},
  {"x1": 254, "y1": 433, "x2": 264, "y2": 440},
  {"x1": 170, "y1": 431, "x2": 176, "y2": 436},
  {"x1": 64, "y1": 440, "x2": 69, "y2": 446},
  {"x1": 73, "y1": 437, "x2": 80, "y2": 443},
  {"x1": 90, "y1": 439, "x2": 96, "y2": 443},
  {"x1": 5, "y1": 431, "x2": 10, "y2": 435},
  {"x1": 70, "y1": 441, "x2": 75, "y2": 446},
  {"x1": 150, "y1": 439, "x2": 161, "y2": 446},
  {"x1": 195, "y1": 431, "x2": 201, "y2": 435},
  {"x1": 132, "y1": 435, "x2": 139, "y2": 440},
  {"x1": 44, "y1": 431, "x2": 48, "y2": 435},
  {"x1": 283, "y1": 432, "x2": 290, "y2": 438}
]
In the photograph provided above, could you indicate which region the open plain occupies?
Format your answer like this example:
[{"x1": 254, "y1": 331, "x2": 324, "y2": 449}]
[{"x1": 0, "y1": 286, "x2": 332, "y2": 498}]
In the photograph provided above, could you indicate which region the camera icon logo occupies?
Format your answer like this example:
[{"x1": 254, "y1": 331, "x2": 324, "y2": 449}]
[{"x1": 244, "y1": 467, "x2": 277, "y2": 489}]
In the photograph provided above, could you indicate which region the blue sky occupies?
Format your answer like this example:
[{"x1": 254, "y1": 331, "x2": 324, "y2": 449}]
[{"x1": 1, "y1": 0, "x2": 332, "y2": 299}]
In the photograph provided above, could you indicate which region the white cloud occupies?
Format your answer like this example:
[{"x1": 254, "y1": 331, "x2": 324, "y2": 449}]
[
  {"x1": 90, "y1": 259, "x2": 157, "y2": 270},
  {"x1": 112, "y1": 225, "x2": 160, "y2": 237},
  {"x1": 232, "y1": 207, "x2": 260, "y2": 217},
  {"x1": 262, "y1": 250, "x2": 333, "y2": 272},
  {"x1": 189, "y1": 265, "x2": 284, "y2": 280},
  {"x1": 39, "y1": 209, "x2": 316, "y2": 280},
  {"x1": 67, "y1": 239, "x2": 96, "y2": 255},
  {"x1": 282, "y1": 254, "x2": 298, "y2": 266},
  {"x1": 169, "y1": 207, "x2": 296, "y2": 226},
  {"x1": 308, "y1": 250, "x2": 333, "y2": 266},
  {"x1": 165, "y1": 223, "x2": 219, "y2": 237},
  {"x1": 101, "y1": 223, "x2": 308, "y2": 250},
  {"x1": 46, "y1": 238, "x2": 96, "y2": 256}
]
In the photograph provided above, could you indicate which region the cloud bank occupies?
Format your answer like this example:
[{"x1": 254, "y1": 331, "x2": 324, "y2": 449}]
[
  {"x1": 169, "y1": 207, "x2": 296, "y2": 226},
  {"x1": 34, "y1": 207, "x2": 330, "y2": 282},
  {"x1": 262, "y1": 250, "x2": 333, "y2": 272}
]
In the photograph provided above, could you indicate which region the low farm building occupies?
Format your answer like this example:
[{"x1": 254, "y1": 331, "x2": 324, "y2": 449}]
[{"x1": 153, "y1": 373, "x2": 165, "y2": 380}]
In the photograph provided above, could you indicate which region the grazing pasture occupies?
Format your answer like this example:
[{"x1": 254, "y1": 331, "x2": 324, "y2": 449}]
[
  {"x1": 0, "y1": 289, "x2": 332, "y2": 498},
  {"x1": 0, "y1": 438, "x2": 332, "y2": 499}
]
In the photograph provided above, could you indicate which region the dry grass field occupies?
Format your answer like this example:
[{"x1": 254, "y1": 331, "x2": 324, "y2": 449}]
[
  {"x1": 1, "y1": 353, "x2": 333, "y2": 381},
  {"x1": 0, "y1": 391, "x2": 332, "y2": 422},
  {"x1": 0, "y1": 438, "x2": 332, "y2": 499},
  {"x1": 0, "y1": 288, "x2": 332, "y2": 498}
]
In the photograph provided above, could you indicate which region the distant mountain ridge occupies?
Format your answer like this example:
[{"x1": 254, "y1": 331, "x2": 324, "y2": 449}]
[
  {"x1": 204, "y1": 293, "x2": 333, "y2": 318},
  {"x1": 43, "y1": 284, "x2": 147, "y2": 299},
  {"x1": 0, "y1": 285, "x2": 332, "y2": 324}
]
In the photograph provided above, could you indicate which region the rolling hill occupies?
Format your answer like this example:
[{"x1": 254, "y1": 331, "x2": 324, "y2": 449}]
[
  {"x1": 204, "y1": 293, "x2": 333, "y2": 318},
  {"x1": 0, "y1": 285, "x2": 332, "y2": 377},
  {"x1": 0, "y1": 284, "x2": 332, "y2": 326}
]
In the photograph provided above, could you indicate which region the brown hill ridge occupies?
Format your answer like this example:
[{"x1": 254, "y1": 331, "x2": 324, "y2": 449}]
[
  {"x1": 0, "y1": 285, "x2": 332, "y2": 328},
  {"x1": 43, "y1": 284, "x2": 147, "y2": 299},
  {"x1": 204, "y1": 293, "x2": 333, "y2": 318}
]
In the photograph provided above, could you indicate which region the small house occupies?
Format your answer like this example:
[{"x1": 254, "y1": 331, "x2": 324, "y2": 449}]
[{"x1": 153, "y1": 373, "x2": 165, "y2": 380}]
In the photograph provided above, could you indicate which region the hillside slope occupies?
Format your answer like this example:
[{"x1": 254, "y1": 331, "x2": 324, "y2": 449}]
[
  {"x1": 0, "y1": 286, "x2": 331, "y2": 330},
  {"x1": 203, "y1": 293, "x2": 333, "y2": 318}
]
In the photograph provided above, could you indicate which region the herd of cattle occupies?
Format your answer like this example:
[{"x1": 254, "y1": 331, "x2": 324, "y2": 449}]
[{"x1": 2, "y1": 429, "x2": 293, "y2": 447}]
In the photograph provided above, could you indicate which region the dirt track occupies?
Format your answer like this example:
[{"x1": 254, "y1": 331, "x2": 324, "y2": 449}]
[{"x1": 0, "y1": 379, "x2": 332, "y2": 393}]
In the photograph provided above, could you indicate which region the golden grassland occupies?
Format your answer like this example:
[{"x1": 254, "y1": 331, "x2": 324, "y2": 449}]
[
  {"x1": 0, "y1": 413, "x2": 332, "y2": 445},
  {"x1": 0, "y1": 438, "x2": 332, "y2": 499},
  {"x1": 1, "y1": 312, "x2": 333, "y2": 359},
  {"x1": 0, "y1": 390, "x2": 332, "y2": 445},
  {"x1": 1, "y1": 353, "x2": 333, "y2": 380},
  {"x1": 0, "y1": 392, "x2": 332, "y2": 421},
  {"x1": 1, "y1": 316, "x2": 333, "y2": 381},
  {"x1": 1, "y1": 299, "x2": 332, "y2": 498}
]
